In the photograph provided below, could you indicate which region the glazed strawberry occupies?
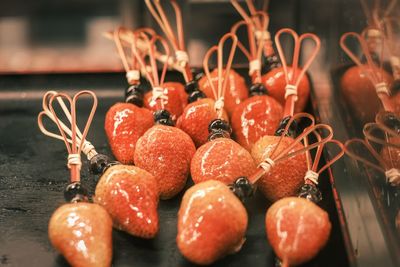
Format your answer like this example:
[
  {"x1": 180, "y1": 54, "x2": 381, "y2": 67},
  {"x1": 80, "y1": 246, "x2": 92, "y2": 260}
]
[
  {"x1": 231, "y1": 95, "x2": 283, "y2": 150},
  {"x1": 94, "y1": 165, "x2": 159, "y2": 238},
  {"x1": 144, "y1": 84, "x2": 184, "y2": 121},
  {"x1": 261, "y1": 67, "x2": 310, "y2": 113},
  {"x1": 177, "y1": 180, "x2": 248, "y2": 265},
  {"x1": 164, "y1": 81, "x2": 188, "y2": 110},
  {"x1": 341, "y1": 66, "x2": 393, "y2": 123},
  {"x1": 251, "y1": 135, "x2": 307, "y2": 202},
  {"x1": 134, "y1": 124, "x2": 196, "y2": 199},
  {"x1": 48, "y1": 202, "x2": 113, "y2": 267},
  {"x1": 265, "y1": 197, "x2": 331, "y2": 266},
  {"x1": 191, "y1": 137, "x2": 257, "y2": 184},
  {"x1": 198, "y1": 68, "x2": 248, "y2": 116},
  {"x1": 104, "y1": 102, "x2": 153, "y2": 164},
  {"x1": 178, "y1": 98, "x2": 229, "y2": 147}
]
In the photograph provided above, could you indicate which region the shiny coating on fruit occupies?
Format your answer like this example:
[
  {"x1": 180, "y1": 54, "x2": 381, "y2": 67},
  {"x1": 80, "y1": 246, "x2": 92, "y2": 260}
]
[
  {"x1": 340, "y1": 65, "x2": 393, "y2": 123},
  {"x1": 95, "y1": 165, "x2": 159, "y2": 238},
  {"x1": 48, "y1": 202, "x2": 113, "y2": 267},
  {"x1": 104, "y1": 102, "x2": 154, "y2": 164},
  {"x1": 191, "y1": 138, "x2": 257, "y2": 185},
  {"x1": 266, "y1": 197, "x2": 331, "y2": 266},
  {"x1": 177, "y1": 180, "x2": 248, "y2": 265},
  {"x1": 134, "y1": 125, "x2": 196, "y2": 199},
  {"x1": 198, "y1": 68, "x2": 248, "y2": 116},
  {"x1": 177, "y1": 98, "x2": 229, "y2": 147},
  {"x1": 251, "y1": 136, "x2": 307, "y2": 201},
  {"x1": 261, "y1": 66, "x2": 310, "y2": 113},
  {"x1": 231, "y1": 95, "x2": 283, "y2": 151}
]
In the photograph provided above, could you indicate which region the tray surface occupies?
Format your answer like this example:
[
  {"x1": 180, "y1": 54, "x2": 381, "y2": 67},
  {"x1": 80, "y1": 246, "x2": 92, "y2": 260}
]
[{"x1": 0, "y1": 73, "x2": 348, "y2": 267}]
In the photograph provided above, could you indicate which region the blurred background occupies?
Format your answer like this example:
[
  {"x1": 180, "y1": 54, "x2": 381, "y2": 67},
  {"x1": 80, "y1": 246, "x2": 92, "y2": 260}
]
[{"x1": 0, "y1": 0, "x2": 370, "y2": 73}]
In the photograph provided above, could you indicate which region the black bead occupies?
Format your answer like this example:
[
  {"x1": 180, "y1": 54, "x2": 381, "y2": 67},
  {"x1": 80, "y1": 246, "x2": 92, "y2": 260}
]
[
  {"x1": 64, "y1": 182, "x2": 88, "y2": 203},
  {"x1": 390, "y1": 79, "x2": 400, "y2": 93},
  {"x1": 274, "y1": 116, "x2": 298, "y2": 137},
  {"x1": 249, "y1": 83, "x2": 268, "y2": 96},
  {"x1": 188, "y1": 90, "x2": 206, "y2": 103},
  {"x1": 154, "y1": 109, "x2": 175, "y2": 126},
  {"x1": 381, "y1": 112, "x2": 400, "y2": 134},
  {"x1": 228, "y1": 176, "x2": 255, "y2": 203},
  {"x1": 262, "y1": 53, "x2": 281, "y2": 73},
  {"x1": 89, "y1": 154, "x2": 120, "y2": 174},
  {"x1": 193, "y1": 71, "x2": 204, "y2": 81},
  {"x1": 125, "y1": 84, "x2": 144, "y2": 107},
  {"x1": 207, "y1": 119, "x2": 232, "y2": 140},
  {"x1": 298, "y1": 184, "x2": 322, "y2": 203},
  {"x1": 184, "y1": 80, "x2": 199, "y2": 94}
]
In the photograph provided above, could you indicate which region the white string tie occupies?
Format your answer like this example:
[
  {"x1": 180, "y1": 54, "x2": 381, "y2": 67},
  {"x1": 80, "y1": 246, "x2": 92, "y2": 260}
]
[
  {"x1": 214, "y1": 97, "x2": 225, "y2": 112},
  {"x1": 284, "y1": 84, "x2": 298, "y2": 100},
  {"x1": 367, "y1": 29, "x2": 382, "y2": 38},
  {"x1": 126, "y1": 70, "x2": 140, "y2": 84},
  {"x1": 67, "y1": 153, "x2": 82, "y2": 169},
  {"x1": 175, "y1": 50, "x2": 189, "y2": 68},
  {"x1": 375, "y1": 82, "x2": 390, "y2": 96},
  {"x1": 385, "y1": 168, "x2": 400, "y2": 186},
  {"x1": 249, "y1": 60, "x2": 261, "y2": 76},
  {"x1": 255, "y1": 30, "x2": 271, "y2": 41},
  {"x1": 81, "y1": 141, "x2": 97, "y2": 160},
  {"x1": 304, "y1": 170, "x2": 319, "y2": 185},
  {"x1": 258, "y1": 157, "x2": 275, "y2": 173},
  {"x1": 150, "y1": 87, "x2": 168, "y2": 106}
]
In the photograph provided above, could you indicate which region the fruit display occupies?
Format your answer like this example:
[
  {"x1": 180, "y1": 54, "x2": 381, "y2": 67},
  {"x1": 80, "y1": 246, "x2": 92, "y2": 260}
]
[{"x1": 5, "y1": 0, "x2": 400, "y2": 266}]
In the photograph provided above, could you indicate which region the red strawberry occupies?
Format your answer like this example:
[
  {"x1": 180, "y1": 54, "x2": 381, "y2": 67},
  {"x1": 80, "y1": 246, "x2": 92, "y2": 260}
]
[
  {"x1": 251, "y1": 136, "x2": 307, "y2": 202},
  {"x1": 144, "y1": 85, "x2": 184, "y2": 121},
  {"x1": 94, "y1": 165, "x2": 159, "y2": 238},
  {"x1": 48, "y1": 202, "x2": 113, "y2": 267},
  {"x1": 164, "y1": 81, "x2": 188, "y2": 110},
  {"x1": 105, "y1": 102, "x2": 154, "y2": 164},
  {"x1": 177, "y1": 180, "x2": 248, "y2": 265},
  {"x1": 266, "y1": 197, "x2": 331, "y2": 266},
  {"x1": 177, "y1": 98, "x2": 229, "y2": 147},
  {"x1": 231, "y1": 95, "x2": 283, "y2": 151},
  {"x1": 261, "y1": 67, "x2": 310, "y2": 113},
  {"x1": 340, "y1": 66, "x2": 393, "y2": 123},
  {"x1": 134, "y1": 124, "x2": 196, "y2": 199},
  {"x1": 191, "y1": 138, "x2": 257, "y2": 184},
  {"x1": 198, "y1": 68, "x2": 248, "y2": 116}
]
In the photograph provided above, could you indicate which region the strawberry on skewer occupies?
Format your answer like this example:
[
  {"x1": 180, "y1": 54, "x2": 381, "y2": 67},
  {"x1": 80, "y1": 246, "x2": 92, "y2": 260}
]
[
  {"x1": 133, "y1": 34, "x2": 196, "y2": 199},
  {"x1": 266, "y1": 129, "x2": 344, "y2": 267},
  {"x1": 39, "y1": 91, "x2": 160, "y2": 239},
  {"x1": 230, "y1": 15, "x2": 283, "y2": 151},
  {"x1": 178, "y1": 114, "x2": 337, "y2": 265},
  {"x1": 340, "y1": 30, "x2": 395, "y2": 124},
  {"x1": 38, "y1": 91, "x2": 113, "y2": 267},
  {"x1": 190, "y1": 33, "x2": 257, "y2": 185},
  {"x1": 105, "y1": 28, "x2": 154, "y2": 164}
]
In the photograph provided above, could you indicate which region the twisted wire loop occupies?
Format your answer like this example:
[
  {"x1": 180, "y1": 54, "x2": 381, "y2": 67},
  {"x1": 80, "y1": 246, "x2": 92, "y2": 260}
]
[
  {"x1": 230, "y1": 0, "x2": 274, "y2": 58},
  {"x1": 145, "y1": 0, "x2": 192, "y2": 82},
  {"x1": 203, "y1": 33, "x2": 238, "y2": 119},
  {"x1": 249, "y1": 113, "x2": 338, "y2": 184},
  {"x1": 134, "y1": 33, "x2": 171, "y2": 111},
  {"x1": 345, "y1": 112, "x2": 400, "y2": 186},
  {"x1": 275, "y1": 28, "x2": 321, "y2": 117},
  {"x1": 230, "y1": 14, "x2": 266, "y2": 83},
  {"x1": 340, "y1": 31, "x2": 395, "y2": 112},
  {"x1": 37, "y1": 90, "x2": 98, "y2": 182}
]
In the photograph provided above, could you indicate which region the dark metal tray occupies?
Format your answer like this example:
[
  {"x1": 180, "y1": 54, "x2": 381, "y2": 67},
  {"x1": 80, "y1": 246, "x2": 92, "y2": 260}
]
[{"x1": 0, "y1": 72, "x2": 349, "y2": 267}]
